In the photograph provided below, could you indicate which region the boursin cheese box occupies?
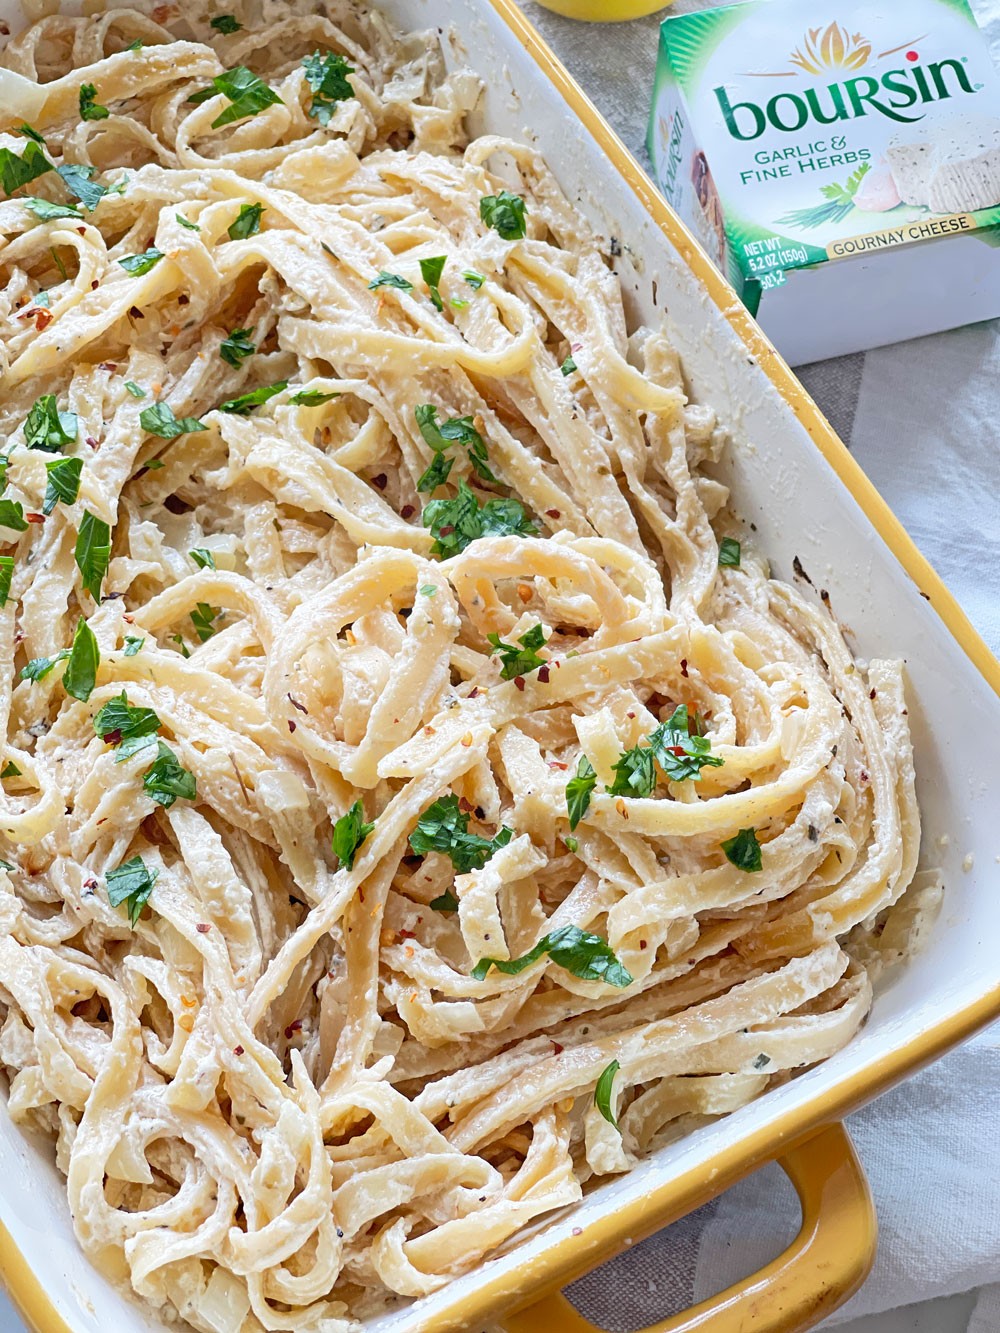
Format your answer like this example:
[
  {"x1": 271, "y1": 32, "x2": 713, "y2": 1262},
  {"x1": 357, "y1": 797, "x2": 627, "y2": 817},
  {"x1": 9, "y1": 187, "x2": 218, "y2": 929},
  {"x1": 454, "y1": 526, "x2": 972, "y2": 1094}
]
[{"x1": 648, "y1": 0, "x2": 1000, "y2": 363}]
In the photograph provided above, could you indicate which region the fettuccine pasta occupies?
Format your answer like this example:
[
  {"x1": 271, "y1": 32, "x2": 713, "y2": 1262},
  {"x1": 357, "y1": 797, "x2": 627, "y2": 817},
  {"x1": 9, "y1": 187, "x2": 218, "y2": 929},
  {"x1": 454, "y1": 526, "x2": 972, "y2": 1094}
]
[{"x1": 0, "y1": 3, "x2": 932, "y2": 1329}]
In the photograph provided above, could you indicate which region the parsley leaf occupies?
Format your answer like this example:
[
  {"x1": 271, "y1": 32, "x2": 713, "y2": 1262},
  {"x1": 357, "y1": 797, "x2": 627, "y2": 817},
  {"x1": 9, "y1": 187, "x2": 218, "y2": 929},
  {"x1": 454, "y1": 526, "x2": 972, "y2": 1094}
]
[
  {"x1": 0, "y1": 501, "x2": 27, "y2": 532},
  {"x1": 142, "y1": 740, "x2": 196, "y2": 808},
  {"x1": 55, "y1": 162, "x2": 107, "y2": 211},
  {"x1": 302, "y1": 50, "x2": 355, "y2": 125},
  {"x1": 140, "y1": 402, "x2": 207, "y2": 438},
  {"x1": 368, "y1": 271, "x2": 412, "y2": 292},
  {"x1": 189, "y1": 548, "x2": 216, "y2": 570},
  {"x1": 0, "y1": 142, "x2": 52, "y2": 196},
  {"x1": 594, "y1": 1059, "x2": 621, "y2": 1128},
  {"x1": 24, "y1": 395, "x2": 77, "y2": 453},
  {"x1": 79, "y1": 84, "x2": 110, "y2": 121},
  {"x1": 191, "y1": 602, "x2": 221, "y2": 641},
  {"x1": 422, "y1": 479, "x2": 535, "y2": 556},
  {"x1": 472, "y1": 923, "x2": 632, "y2": 987},
  {"x1": 719, "y1": 537, "x2": 741, "y2": 568},
  {"x1": 463, "y1": 269, "x2": 485, "y2": 289},
  {"x1": 219, "y1": 327, "x2": 255, "y2": 368},
  {"x1": 227, "y1": 201, "x2": 263, "y2": 239},
  {"x1": 560, "y1": 354, "x2": 577, "y2": 376},
  {"x1": 480, "y1": 190, "x2": 527, "y2": 240},
  {"x1": 43, "y1": 456, "x2": 83, "y2": 515},
  {"x1": 289, "y1": 389, "x2": 338, "y2": 406},
  {"x1": 418, "y1": 451, "x2": 452, "y2": 492},
  {"x1": 415, "y1": 404, "x2": 495, "y2": 486},
  {"x1": 74, "y1": 511, "x2": 111, "y2": 602},
  {"x1": 175, "y1": 213, "x2": 200, "y2": 231},
  {"x1": 17, "y1": 125, "x2": 46, "y2": 146},
  {"x1": 124, "y1": 381, "x2": 146, "y2": 398},
  {"x1": 429, "y1": 889, "x2": 459, "y2": 913},
  {"x1": 106, "y1": 854, "x2": 158, "y2": 927},
  {"x1": 62, "y1": 617, "x2": 99, "y2": 701},
  {"x1": 0, "y1": 557, "x2": 12, "y2": 607},
  {"x1": 20, "y1": 650, "x2": 69, "y2": 683},
  {"x1": 118, "y1": 247, "x2": 163, "y2": 276},
  {"x1": 218, "y1": 381, "x2": 287, "y2": 415},
  {"x1": 332, "y1": 799, "x2": 375, "y2": 870},
  {"x1": 190, "y1": 66, "x2": 283, "y2": 129},
  {"x1": 408, "y1": 793, "x2": 513, "y2": 873},
  {"x1": 722, "y1": 827, "x2": 763, "y2": 873},
  {"x1": 0, "y1": 762, "x2": 21, "y2": 779},
  {"x1": 566, "y1": 755, "x2": 597, "y2": 831},
  {"x1": 607, "y1": 745, "x2": 657, "y2": 798},
  {"x1": 419, "y1": 254, "x2": 446, "y2": 311},
  {"x1": 210, "y1": 14, "x2": 242, "y2": 32},
  {"x1": 487, "y1": 622, "x2": 548, "y2": 680},
  {"x1": 647, "y1": 705, "x2": 724, "y2": 782},
  {"x1": 22, "y1": 197, "x2": 82, "y2": 220},
  {"x1": 93, "y1": 691, "x2": 160, "y2": 760},
  {"x1": 123, "y1": 636, "x2": 145, "y2": 656}
]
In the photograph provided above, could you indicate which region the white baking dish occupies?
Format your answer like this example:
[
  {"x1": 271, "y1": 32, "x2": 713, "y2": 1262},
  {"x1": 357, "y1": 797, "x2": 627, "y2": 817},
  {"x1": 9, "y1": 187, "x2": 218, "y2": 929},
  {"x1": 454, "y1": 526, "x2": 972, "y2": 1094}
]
[{"x1": 1, "y1": 2, "x2": 999, "y2": 1332}]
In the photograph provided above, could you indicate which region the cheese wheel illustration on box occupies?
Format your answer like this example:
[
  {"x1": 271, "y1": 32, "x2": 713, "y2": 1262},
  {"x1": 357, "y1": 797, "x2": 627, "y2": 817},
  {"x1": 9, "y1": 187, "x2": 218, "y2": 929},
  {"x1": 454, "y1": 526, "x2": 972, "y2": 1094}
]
[{"x1": 647, "y1": 0, "x2": 1000, "y2": 363}]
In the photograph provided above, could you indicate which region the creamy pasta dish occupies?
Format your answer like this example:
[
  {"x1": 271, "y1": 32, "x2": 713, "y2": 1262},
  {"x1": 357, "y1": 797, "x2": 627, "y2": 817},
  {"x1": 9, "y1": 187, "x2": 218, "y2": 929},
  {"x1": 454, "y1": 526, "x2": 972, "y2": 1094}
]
[{"x1": 0, "y1": 3, "x2": 928, "y2": 1330}]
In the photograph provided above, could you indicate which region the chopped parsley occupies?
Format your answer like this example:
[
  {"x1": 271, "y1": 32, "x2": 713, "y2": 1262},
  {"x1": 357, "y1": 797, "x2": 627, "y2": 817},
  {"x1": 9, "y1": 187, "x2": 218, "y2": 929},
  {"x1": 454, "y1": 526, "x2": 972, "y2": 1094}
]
[
  {"x1": 74, "y1": 511, "x2": 111, "y2": 602},
  {"x1": 408, "y1": 792, "x2": 513, "y2": 874},
  {"x1": 0, "y1": 762, "x2": 21, "y2": 779},
  {"x1": 289, "y1": 388, "x2": 338, "y2": 406},
  {"x1": 607, "y1": 744, "x2": 657, "y2": 798},
  {"x1": 142, "y1": 741, "x2": 196, "y2": 808},
  {"x1": 140, "y1": 402, "x2": 207, "y2": 438},
  {"x1": 106, "y1": 854, "x2": 158, "y2": 927},
  {"x1": 22, "y1": 197, "x2": 82, "y2": 221},
  {"x1": 480, "y1": 190, "x2": 527, "y2": 240},
  {"x1": 0, "y1": 556, "x2": 12, "y2": 607},
  {"x1": 189, "y1": 66, "x2": 283, "y2": 129},
  {"x1": 560, "y1": 354, "x2": 577, "y2": 376},
  {"x1": 191, "y1": 602, "x2": 222, "y2": 641},
  {"x1": 0, "y1": 142, "x2": 52, "y2": 196},
  {"x1": 332, "y1": 799, "x2": 375, "y2": 870},
  {"x1": 719, "y1": 537, "x2": 741, "y2": 568},
  {"x1": 429, "y1": 889, "x2": 459, "y2": 913},
  {"x1": 93, "y1": 691, "x2": 161, "y2": 760},
  {"x1": 55, "y1": 162, "x2": 109, "y2": 211},
  {"x1": 219, "y1": 327, "x2": 255, "y2": 368},
  {"x1": 175, "y1": 213, "x2": 201, "y2": 231},
  {"x1": 463, "y1": 269, "x2": 485, "y2": 289},
  {"x1": 302, "y1": 50, "x2": 356, "y2": 124},
  {"x1": 423, "y1": 480, "x2": 535, "y2": 556},
  {"x1": 368, "y1": 271, "x2": 413, "y2": 292},
  {"x1": 721, "y1": 827, "x2": 763, "y2": 873},
  {"x1": 647, "y1": 704, "x2": 724, "y2": 782},
  {"x1": 17, "y1": 125, "x2": 46, "y2": 146},
  {"x1": 62, "y1": 618, "x2": 99, "y2": 702},
  {"x1": 564, "y1": 835, "x2": 578, "y2": 853},
  {"x1": 124, "y1": 381, "x2": 147, "y2": 398},
  {"x1": 419, "y1": 254, "x2": 446, "y2": 311},
  {"x1": 228, "y1": 202, "x2": 263, "y2": 239},
  {"x1": 189, "y1": 548, "x2": 216, "y2": 570},
  {"x1": 21, "y1": 651, "x2": 69, "y2": 683},
  {"x1": 472, "y1": 923, "x2": 632, "y2": 987},
  {"x1": 24, "y1": 394, "x2": 77, "y2": 453},
  {"x1": 218, "y1": 381, "x2": 287, "y2": 414},
  {"x1": 594, "y1": 1059, "x2": 621, "y2": 1127},
  {"x1": 123, "y1": 636, "x2": 145, "y2": 656},
  {"x1": 79, "y1": 84, "x2": 110, "y2": 121},
  {"x1": 415, "y1": 404, "x2": 495, "y2": 490},
  {"x1": 0, "y1": 501, "x2": 27, "y2": 533},
  {"x1": 565, "y1": 756, "x2": 597, "y2": 831},
  {"x1": 487, "y1": 622, "x2": 548, "y2": 681},
  {"x1": 118, "y1": 248, "x2": 163, "y2": 276},
  {"x1": 42, "y1": 456, "x2": 83, "y2": 515},
  {"x1": 209, "y1": 14, "x2": 242, "y2": 33}
]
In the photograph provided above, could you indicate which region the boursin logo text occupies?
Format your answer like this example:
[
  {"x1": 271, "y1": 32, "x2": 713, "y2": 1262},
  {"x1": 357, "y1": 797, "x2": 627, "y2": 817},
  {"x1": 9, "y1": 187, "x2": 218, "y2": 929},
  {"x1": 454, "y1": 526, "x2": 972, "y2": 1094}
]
[{"x1": 714, "y1": 21, "x2": 977, "y2": 140}]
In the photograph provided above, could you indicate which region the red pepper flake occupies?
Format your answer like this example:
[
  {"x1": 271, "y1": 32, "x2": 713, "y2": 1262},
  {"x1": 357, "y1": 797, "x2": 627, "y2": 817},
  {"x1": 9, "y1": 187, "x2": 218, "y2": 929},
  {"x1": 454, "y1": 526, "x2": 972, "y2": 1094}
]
[
  {"x1": 103, "y1": 728, "x2": 123, "y2": 746},
  {"x1": 76, "y1": 227, "x2": 86, "y2": 237},
  {"x1": 537, "y1": 665, "x2": 550, "y2": 683},
  {"x1": 234, "y1": 1045, "x2": 244, "y2": 1055},
  {"x1": 548, "y1": 760, "x2": 568, "y2": 771},
  {"x1": 288, "y1": 719, "x2": 297, "y2": 732},
  {"x1": 869, "y1": 689, "x2": 877, "y2": 700},
  {"x1": 83, "y1": 876, "x2": 98, "y2": 892},
  {"x1": 34, "y1": 309, "x2": 53, "y2": 331},
  {"x1": 514, "y1": 675, "x2": 525, "y2": 691},
  {"x1": 91, "y1": 280, "x2": 99, "y2": 290},
  {"x1": 284, "y1": 1019, "x2": 303, "y2": 1039},
  {"x1": 371, "y1": 473, "x2": 387, "y2": 491},
  {"x1": 86, "y1": 437, "x2": 99, "y2": 450},
  {"x1": 639, "y1": 939, "x2": 647, "y2": 950},
  {"x1": 128, "y1": 306, "x2": 144, "y2": 319},
  {"x1": 439, "y1": 524, "x2": 454, "y2": 537},
  {"x1": 680, "y1": 658, "x2": 689, "y2": 678},
  {"x1": 398, "y1": 928, "x2": 416, "y2": 940},
  {"x1": 626, "y1": 711, "x2": 635, "y2": 719},
  {"x1": 196, "y1": 922, "x2": 210, "y2": 934},
  {"x1": 100, "y1": 362, "x2": 118, "y2": 372},
  {"x1": 123, "y1": 613, "x2": 134, "y2": 624},
  {"x1": 25, "y1": 513, "x2": 44, "y2": 524},
  {"x1": 468, "y1": 687, "x2": 479, "y2": 699},
  {"x1": 400, "y1": 504, "x2": 415, "y2": 520},
  {"x1": 458, "y1": 796, "x2": 475, "y2": 813},
  {"x1": 178, "y1": 294, "x2": 190, "y2": 305},
  {"x1": 551, "y1": 1041, "x2": 564, "y2": 1054},
  {"x1": 860, "y1": 769, "x2": 869, "y2": 784},
  {"x1": 545, "y1": 508, "x2": 561, "y2": 519},
  {"x1": 288, "y1": 694, "x2": 308, "y2": 713}
]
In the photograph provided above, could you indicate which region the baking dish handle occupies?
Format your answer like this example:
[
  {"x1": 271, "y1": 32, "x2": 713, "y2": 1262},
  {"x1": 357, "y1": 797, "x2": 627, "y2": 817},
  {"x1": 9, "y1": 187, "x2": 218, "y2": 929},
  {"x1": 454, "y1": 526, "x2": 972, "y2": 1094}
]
[{"x1": 503, "y1": 1123, "x2": 875, "y2": 1333}]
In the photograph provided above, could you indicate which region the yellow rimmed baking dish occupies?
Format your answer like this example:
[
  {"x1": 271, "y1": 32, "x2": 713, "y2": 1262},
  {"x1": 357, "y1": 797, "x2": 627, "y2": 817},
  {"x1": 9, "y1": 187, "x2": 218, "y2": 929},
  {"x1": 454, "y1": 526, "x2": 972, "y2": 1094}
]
[{"x1": 0, "y1": 1, "x2": 999, "y2": 1331}]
